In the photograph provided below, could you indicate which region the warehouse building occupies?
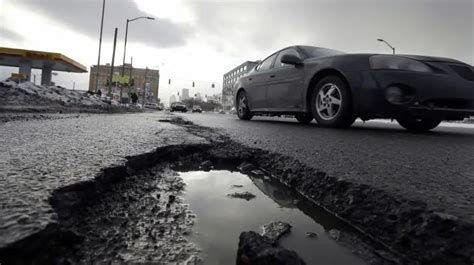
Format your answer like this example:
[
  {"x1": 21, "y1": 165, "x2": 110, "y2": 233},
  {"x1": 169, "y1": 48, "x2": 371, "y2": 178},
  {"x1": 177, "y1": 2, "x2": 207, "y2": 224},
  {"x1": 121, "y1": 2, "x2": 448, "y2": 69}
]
[{"x1": 222, "y1": 61, "x2": 259, "y2": 110}]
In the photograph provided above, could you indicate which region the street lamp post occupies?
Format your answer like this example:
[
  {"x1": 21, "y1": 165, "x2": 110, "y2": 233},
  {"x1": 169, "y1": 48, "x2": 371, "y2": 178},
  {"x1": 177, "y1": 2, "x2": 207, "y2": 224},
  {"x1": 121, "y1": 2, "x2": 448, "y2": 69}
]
[
  {"x1": 121, "y1": 16, "x2": 155, "y2": 76},
  {"x1": 377, "y1": 38, "x2": 396, "y2": 54},
  {"x1": 95, "y1": 0, "x2": 106, "y2": 92}
]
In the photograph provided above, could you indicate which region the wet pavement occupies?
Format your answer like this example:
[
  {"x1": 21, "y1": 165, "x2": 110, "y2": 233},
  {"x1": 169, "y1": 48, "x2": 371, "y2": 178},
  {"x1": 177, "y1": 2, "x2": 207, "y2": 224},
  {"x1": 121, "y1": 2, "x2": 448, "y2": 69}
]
[
  {"x1": 0, "y1": 112, "x2": 206, "y2": 247},
  {"x1": 1, "y1": 111, "x2": 472, "y2": 264},
  {"x1": 181, "y1": 170, "x2": 370, "y2": 265},
  {"x1": 177, "y1": 113, "x2": 474, "y2": 223}
]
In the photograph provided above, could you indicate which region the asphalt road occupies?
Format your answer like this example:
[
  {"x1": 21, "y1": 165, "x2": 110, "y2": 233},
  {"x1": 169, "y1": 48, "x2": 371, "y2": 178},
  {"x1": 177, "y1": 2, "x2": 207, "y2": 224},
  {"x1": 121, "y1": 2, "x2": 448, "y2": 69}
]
[
  {"x1": 0, "y1": 113, "x2": 206, "y2": 247},
  {"x1": 177, "y1": 113, "x2": 474, "y2": 223}
]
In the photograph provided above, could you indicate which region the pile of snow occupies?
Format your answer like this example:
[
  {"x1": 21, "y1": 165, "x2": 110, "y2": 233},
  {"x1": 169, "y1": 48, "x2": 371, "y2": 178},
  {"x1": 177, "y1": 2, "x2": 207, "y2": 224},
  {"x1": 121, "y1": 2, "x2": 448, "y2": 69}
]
[{"x1": 0, "y1": 79, "x2": 109, "y2": 108}]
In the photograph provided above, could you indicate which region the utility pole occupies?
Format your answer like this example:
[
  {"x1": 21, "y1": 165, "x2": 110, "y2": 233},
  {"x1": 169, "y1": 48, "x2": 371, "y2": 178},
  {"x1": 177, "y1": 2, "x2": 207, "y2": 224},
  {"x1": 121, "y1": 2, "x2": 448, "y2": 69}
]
[
  {"x1": 108, "y1": 27, "x2": 118, "y2": 97},
  {"x1": 143, "y1": 67, "x2": 148, "y2": 105},
  {"x1": 95, "y1": 0, "x2": 106, "y2": 92}
]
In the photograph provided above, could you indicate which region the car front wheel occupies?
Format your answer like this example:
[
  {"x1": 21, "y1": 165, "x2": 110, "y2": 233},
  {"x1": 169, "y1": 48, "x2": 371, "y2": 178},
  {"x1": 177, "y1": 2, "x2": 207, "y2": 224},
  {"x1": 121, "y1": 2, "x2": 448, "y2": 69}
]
[
  {"x1": 311, "y1": 76, "x2": 355, "y2": 128},
  {"x1": 396, "y1": 117, "x2": 442, "y2": 132},
  {"x1": 237, "y1": 91, "x2": 253, "y2": 120}
]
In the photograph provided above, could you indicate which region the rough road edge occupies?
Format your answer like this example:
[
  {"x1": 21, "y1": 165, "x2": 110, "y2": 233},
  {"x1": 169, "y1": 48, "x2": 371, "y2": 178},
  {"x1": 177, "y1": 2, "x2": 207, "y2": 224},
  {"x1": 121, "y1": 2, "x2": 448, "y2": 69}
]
[{"x1": 171, "y1": 115, "x2": 474, "y2": 265}]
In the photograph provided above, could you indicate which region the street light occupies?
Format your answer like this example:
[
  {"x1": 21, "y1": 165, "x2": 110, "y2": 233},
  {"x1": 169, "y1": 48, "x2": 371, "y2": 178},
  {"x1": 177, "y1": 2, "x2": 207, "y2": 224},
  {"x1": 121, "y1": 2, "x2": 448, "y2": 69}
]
[
  {"x1": 377, "y1": 38, "x2": 396, "y2": 54},
  {"x1": 121, "y1": 16, "x2": 155, "y2": 75}
]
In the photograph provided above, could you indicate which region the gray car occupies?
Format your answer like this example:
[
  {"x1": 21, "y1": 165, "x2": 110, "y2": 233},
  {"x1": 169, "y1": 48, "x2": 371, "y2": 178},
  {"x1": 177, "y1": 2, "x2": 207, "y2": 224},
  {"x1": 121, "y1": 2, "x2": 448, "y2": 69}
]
[{"x1": 234, "y1": 45, "x2": 474, "y2": 131}]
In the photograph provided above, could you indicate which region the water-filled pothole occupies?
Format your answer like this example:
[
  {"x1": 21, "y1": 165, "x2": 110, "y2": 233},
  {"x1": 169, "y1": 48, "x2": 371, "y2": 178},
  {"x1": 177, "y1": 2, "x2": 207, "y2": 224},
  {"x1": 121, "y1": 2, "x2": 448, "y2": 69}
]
[{"x1": 180, "y1": 170, "x2": 369, "y2": 265}]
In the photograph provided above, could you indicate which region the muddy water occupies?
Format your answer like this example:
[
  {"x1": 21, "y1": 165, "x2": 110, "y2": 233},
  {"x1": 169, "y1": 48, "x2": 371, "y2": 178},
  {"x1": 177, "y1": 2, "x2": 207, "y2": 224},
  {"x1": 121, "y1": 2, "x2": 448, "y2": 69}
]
[{"x1": 180, "y1": 170, "x2": 367, "y2": 265}]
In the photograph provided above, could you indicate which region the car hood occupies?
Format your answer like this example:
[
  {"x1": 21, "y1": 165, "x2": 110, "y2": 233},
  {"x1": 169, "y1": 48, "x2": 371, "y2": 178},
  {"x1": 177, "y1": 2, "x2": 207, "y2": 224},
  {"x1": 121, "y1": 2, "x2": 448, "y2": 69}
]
[{"x1": 397, "y1": 55, "x2": 463, "y2": 64}]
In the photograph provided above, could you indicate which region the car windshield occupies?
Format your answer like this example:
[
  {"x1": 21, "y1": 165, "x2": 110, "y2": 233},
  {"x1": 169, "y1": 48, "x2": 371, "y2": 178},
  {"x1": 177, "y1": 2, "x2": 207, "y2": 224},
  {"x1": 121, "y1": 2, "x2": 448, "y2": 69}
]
[{"x1": 300, "y1": 46, "x2": 345, "y2": 59}]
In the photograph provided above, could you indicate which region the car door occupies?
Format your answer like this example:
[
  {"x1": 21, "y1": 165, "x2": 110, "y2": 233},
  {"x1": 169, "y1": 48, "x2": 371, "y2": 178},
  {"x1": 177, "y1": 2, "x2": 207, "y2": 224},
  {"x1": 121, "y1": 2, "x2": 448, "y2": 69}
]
[
  {"x1": 265, "y1": 48, "x2": 305, "y2": 110},
  {"x1": 245, "y1": 53, "x2": 277, "y2": 110}
]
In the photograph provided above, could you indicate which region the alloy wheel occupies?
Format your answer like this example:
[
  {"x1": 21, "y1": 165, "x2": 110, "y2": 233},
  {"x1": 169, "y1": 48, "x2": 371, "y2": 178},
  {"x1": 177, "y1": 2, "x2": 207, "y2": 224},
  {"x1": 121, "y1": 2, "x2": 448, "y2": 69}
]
[{"x1": 315, "y1": 83, "x2": 342, "y2": 121}]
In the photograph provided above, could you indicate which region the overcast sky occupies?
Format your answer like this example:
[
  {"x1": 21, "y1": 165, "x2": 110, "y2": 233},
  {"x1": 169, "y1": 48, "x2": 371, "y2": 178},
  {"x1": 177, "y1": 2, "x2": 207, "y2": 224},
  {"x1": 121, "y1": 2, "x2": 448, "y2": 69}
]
[{"x1": 1, "y1": 0, "x2": 473, "y2": 104}]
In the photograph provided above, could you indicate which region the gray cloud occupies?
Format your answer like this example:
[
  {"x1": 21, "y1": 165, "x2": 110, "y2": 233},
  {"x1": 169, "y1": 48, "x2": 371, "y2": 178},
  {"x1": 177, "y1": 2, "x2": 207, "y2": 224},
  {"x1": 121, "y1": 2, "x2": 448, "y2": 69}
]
[
  {"x1": 0, "y1": 27, "x2": 25, "y2": 43},
  {"x1": 188, "y1": 0, "x2": 473, "y2": 63},
  {"x1": 15, "y1": 0, "x2": 194, "y2": 48}
]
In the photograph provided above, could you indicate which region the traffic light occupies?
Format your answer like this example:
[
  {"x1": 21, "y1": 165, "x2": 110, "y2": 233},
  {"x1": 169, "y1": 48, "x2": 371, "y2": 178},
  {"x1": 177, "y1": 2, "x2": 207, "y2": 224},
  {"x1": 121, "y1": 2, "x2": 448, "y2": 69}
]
[
  {"x1": 211, "y1": 83, "x2": 215, "y2": 88},
  {"x1": 192, "y1": 81, "x2": 195, "y2": 87},
  {"x1": 168, "y1": 79, "x2": 171, "y2": 84}
]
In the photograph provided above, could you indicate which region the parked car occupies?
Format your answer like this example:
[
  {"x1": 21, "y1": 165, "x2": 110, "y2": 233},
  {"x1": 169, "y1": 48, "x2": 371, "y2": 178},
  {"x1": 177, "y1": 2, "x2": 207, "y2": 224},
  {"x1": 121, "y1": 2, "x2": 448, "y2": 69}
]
[
  {"x1": 144, "y1": 103, "x2": 161, "y2": 110},
  {"x1": 171, "y1": 102, "x2": 187, "y2": 112},
  {"x1": 192, "y1": 105, "x2": 202, "y2": 113},
  {"x1": 234, "y1": 45, "x2": 474, "y2": 131}
]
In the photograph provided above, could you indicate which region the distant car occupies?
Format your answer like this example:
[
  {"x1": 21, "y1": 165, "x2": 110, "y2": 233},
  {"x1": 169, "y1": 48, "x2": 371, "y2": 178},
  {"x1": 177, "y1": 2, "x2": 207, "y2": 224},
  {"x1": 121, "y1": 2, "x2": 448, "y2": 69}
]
[
  {"x1": 192, "y1": 105, "x2": 202, "y2": 113},
  {"x1": 234, "y1": 45, "x2": 474, "y2": 131},
  {"x1": 144, "y1": 103, "x2": 161, "y2": 110},
  {"x1": 171, "y1": 102, "x2": 187, "y2": 112}
]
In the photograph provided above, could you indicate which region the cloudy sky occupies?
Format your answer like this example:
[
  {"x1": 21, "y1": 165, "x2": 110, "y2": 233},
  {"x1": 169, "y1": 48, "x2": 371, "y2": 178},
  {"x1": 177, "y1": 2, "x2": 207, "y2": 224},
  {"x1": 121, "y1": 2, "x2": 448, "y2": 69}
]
[{"x1": 0, "y1": 0, "x2": 472, "y2": 103}]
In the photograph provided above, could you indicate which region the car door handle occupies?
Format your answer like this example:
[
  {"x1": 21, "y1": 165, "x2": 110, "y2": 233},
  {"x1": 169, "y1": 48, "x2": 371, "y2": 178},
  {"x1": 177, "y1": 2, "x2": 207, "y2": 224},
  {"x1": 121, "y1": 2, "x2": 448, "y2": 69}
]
[{"x1": 270, "y1": 75, "x2": 275, "y2": 78}]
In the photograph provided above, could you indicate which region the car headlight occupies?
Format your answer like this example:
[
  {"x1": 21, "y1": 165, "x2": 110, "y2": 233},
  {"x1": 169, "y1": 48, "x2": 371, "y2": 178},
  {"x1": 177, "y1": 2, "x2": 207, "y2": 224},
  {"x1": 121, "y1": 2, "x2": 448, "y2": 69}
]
[{"x1": 370, "y1": 55, "x2": 432, "y2": 73}]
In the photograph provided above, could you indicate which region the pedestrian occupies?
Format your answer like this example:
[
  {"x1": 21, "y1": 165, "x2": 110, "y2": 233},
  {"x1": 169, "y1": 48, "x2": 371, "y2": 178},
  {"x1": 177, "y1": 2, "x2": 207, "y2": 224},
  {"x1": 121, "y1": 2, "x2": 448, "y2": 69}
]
[{"x1": 131, "y1": 92, "x2": 138, "y2": 105}]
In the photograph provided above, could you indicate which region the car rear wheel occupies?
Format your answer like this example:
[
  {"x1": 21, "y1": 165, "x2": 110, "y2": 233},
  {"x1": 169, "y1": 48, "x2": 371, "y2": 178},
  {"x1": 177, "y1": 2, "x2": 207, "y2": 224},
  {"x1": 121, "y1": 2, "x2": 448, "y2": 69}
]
[
  {"x1": 295, "y1": 113, "x2": 313, "y2": 124},
  {"x1": 311, "y1": 76, "x2": 355, "y2": 127},
  {"x1": 237, "y1": 91, "x2": 253, "y2": 120},
  {"x1": 396, "y1": 117, "x2": 442, "y2": 131}
]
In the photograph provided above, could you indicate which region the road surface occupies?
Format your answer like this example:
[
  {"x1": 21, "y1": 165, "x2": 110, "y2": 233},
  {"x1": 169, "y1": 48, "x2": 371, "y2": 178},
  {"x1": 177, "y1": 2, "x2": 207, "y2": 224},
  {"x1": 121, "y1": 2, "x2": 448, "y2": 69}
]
[{"x1": 178, "y1": 113, "x2": 474, "y2": 223}]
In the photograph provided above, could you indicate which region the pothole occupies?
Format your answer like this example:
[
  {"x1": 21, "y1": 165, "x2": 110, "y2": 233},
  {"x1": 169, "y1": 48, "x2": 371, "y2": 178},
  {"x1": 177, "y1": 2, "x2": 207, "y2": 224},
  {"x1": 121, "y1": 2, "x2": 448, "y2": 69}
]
[
  {"x1": 0, "y1": 143, "x2": 400, "y2": 264},
  {"x1": 180, "y1": 169, "x2": 368, "y2": 265}
]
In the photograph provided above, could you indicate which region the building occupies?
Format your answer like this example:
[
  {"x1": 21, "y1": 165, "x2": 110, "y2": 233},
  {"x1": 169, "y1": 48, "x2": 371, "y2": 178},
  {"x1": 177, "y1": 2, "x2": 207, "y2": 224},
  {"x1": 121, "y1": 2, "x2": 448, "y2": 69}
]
[
  {"x1": 0, "y1": 47, "x2": 87, "y2": 85},
  {"x1": 181, "y1": 88, "x2": 190, "y2": 100},
  {"x1": 89, "y1": 64, "x2": 160, "y2": 103},
  {"x1": 169, "y1": 94, "x2": 177, "y2": 104},
  {"x1": 222, "y1": 61, "x2": 259, "y2": 110}
]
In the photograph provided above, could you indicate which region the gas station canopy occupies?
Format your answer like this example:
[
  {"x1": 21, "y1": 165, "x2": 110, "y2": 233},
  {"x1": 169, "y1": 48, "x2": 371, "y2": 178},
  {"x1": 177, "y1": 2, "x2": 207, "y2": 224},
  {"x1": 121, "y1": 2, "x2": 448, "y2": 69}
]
[{"x1": 0, "y1": 47, "x2": 87, "y2": 85}]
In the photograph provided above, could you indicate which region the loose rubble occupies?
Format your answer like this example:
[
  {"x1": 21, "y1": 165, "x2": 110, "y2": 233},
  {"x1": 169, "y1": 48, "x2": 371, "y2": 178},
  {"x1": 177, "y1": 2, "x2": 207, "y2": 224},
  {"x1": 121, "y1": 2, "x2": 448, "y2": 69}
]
[
  {"x1": 236, "y1": 231, "x2": 306, "y2": 265},
  {"x1": 227, "y1": 191, "x2": 257, "y2": 201},
  {"x1": 261, "y1": 221, "x2": 292, "y2": 241}
]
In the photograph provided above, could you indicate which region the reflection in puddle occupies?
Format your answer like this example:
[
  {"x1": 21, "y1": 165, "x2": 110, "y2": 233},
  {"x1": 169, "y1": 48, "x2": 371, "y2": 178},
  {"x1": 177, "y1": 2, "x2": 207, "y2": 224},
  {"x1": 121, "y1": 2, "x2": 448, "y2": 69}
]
[{"x1": 180, "y1": 170, "x2": 367, "y2": 265}]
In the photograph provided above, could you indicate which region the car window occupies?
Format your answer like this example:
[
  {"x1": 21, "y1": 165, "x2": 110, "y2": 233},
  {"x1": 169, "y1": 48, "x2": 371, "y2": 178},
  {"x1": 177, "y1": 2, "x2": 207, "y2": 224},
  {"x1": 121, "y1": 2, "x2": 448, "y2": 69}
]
[
  {"x1": 256, "y1": 54, "x2": 277, "y2": 72},
  {"x1": 275, "y1": 48, "x2": 301, "y2": 68},
  {"x1": 299, "y1": 46, "x2": 345, "y2": 59}
]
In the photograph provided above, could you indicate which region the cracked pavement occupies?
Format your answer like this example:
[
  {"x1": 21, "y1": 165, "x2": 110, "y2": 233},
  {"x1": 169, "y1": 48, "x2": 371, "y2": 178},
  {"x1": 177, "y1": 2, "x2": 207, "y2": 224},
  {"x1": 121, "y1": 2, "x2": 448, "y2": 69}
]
[
  {"x1": 0, "y1": 112, "x2": 206, "y2": 247},
  {"x1": 177, "y1": 113, "x2": 474, "y2": 223}
]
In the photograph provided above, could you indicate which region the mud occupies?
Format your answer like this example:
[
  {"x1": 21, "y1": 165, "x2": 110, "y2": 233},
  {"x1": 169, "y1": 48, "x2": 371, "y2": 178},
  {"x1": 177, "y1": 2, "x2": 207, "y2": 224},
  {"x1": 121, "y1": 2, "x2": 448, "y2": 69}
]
[{"x1": 0, "y1": 115, "x2": 472, "y2": 264}]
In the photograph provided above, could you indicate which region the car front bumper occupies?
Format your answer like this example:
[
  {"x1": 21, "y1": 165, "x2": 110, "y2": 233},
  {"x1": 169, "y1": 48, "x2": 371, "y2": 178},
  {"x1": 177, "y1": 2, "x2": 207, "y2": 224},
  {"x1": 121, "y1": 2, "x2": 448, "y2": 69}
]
[{"x1": 348, "y1": 69, "x2": 474, "y2": 120}]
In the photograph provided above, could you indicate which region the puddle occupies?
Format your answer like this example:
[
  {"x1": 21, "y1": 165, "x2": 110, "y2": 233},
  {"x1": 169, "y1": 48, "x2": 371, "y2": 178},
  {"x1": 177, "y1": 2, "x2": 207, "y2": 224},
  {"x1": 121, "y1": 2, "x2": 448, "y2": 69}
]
[{"x1": 180, "y1": 170, "x2": 368, "y2": 265}]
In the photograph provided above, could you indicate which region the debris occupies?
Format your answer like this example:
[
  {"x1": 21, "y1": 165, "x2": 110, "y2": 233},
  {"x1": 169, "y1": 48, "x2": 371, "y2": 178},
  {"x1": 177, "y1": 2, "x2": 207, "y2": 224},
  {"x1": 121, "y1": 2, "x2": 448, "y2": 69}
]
[
  {"x1": 261, "y1": 221, "x2": 292, "y2": 240},
  {"x1": 231, "y1": 184, "x2": 244, "y2": 188},
  {"x1": 227, "y1": 191, "x2": 256, "y2": 201},
  {"x1": 328, "y1": 229, "x2": 341, "y2": 240},
  {"x1": 305, "y1": 232, "x2": 318, "y2": 238},
  {"x1": 199, "y1": 160, "x2": 213, "y2": 170},
  {"x1": 251, "y1": 169, "x2": 265, "y2": 177},
  {"x1": 238, "y1": 161, "x2": 254, "y2": 173},
  {"x1": 236, "y1": 231, "x2": 305, "y2": 265}
]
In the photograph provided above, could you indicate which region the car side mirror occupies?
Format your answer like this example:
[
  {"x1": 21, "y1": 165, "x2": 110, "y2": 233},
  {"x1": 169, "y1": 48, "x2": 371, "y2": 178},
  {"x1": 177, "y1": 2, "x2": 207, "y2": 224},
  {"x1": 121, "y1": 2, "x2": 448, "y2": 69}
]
[{"x1": 281, "y1": 54, "x2": 303, "y2": 66}]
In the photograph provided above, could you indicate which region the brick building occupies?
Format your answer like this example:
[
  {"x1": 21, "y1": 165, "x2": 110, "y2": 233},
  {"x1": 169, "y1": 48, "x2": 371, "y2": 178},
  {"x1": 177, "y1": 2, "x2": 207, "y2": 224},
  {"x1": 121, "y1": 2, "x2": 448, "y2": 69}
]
[{"x1": 89, "y1": 64, "x2": 160, "y2": 103}]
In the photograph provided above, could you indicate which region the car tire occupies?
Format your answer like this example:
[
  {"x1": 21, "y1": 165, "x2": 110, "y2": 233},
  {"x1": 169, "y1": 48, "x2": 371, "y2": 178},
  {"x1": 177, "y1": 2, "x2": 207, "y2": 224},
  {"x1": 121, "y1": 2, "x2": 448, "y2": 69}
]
[
  {"x1": 311, "y1": 76, "x2": 355, "y2": 128},
  {"x1": 396, "y1": 117, "x2": 442, "y2": 132},
  {"x1": 295, "y1": 113, "x2": 313, "y2": 124},
  {"x1": 237, "y1": 91, "x2": 253, "y2": 120}
]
